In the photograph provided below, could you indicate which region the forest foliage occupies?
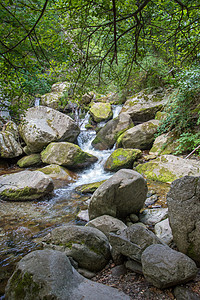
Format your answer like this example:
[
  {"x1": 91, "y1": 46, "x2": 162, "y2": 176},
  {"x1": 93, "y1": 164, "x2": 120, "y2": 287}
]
[{"x1": 0, "y1": 0, "x2": 199, "y2": 153}]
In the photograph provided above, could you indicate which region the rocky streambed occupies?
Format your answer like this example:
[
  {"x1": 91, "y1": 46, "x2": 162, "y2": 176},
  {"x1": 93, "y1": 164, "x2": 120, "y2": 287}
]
[{"x1": 0, "y1": 85, "x2": 200, "y2": 299}]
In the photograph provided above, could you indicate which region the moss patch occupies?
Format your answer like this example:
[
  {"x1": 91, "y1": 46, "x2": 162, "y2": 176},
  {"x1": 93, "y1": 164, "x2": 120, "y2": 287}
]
[{"x1": 75, "y1": 180, "x2": 106, "y2": 194}]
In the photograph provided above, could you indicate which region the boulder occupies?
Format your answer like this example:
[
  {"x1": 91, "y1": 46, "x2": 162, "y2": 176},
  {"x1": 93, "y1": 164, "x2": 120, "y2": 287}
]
[
  {"x1": 92, "y1": 113, "x2": 133, "y2": 150},
  {"x1": 141, "y1": 244, "x2": 198, "y2": 289},
  {"x1": 17, "y1": 154, "x2": 42, "y2": 168},
  {"x1": 41, "y1": 142, "x2": 97, "y2": 169},
  {"x1": 173, "y1": 286, "x2": 200, "y2": 300},
  {"x1": 89, "y1": 102, "x2": 113, "y2": 123},
  {"x1": 154, "y1": 218, "x2": 173, "y2": 245},
  {"x1": 2, "y1": 121, "x2": 19, "y2": 140},
  {"x1": 86, "y1": 215, "x2": 127, "y2": 238},
  {"x1": 167, "y1": 176, "x2": 200, "y2": 263},
  {"x1": 0, "y1": 131, "x2": 23, "y2": 158},
  {"x1": 38, "y1": 164, "x2": 77, "y2": 181},
  {"x1": 88, "y1": 169, "x2": 147, "y2": 220},
  {"x1": 40, "y1": 91, "x2": 64, "y2": 110},
  {"x1": 117, "y1": 119, "x2": 159, "y2": 150},
  {"x1": 82, "y1": 93, "x2": 94, "y2": 105},
  {"x1": 5, "y1": 250, "x2": 129, "y2": 300},
  {"x1": 139, "y1": 208, "x2": 168, "y2": 225},
  {"x1": 51, "y1": 81, "x2": 71, "y2": 93},
  {"x1": 19, "y1": 106, "x2": 80, "y2": 153},
  {"x1": 104, "y1": 148, "x2": 142, "y2": 172},
  {"x1": 149, "y1": 133, "x2": 178, "y2": 155},
  {"x1": 40, "y1": 225, "x2": 111, "y2": 272},
  {"x1": 135, "y1": 155, "x2": 200, "y2": 183},
  {"x1": 109, "y1": 224, "x2": 163, "y2": 263},
  {"x1": 121, "y1": 88, "x2": 170, "y2": 122},
  {"x1": 0, "y1": 170, "x2": 54, "y2": 201}
]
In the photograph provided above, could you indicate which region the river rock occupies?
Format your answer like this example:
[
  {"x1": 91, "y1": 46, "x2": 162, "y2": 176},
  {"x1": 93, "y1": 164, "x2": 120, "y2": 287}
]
[
  {"x1": 121, "y1": 88, "x2": 169, "y2": 122},
  {"x1": 117, "y1": 119, "x2": 159, "y2": 150},
  {"x1": 41, "y1": 225, "x2": 111, "y2": 272},
  {"x1": 88, "y1": 169, "x2": 147, "y2": 220},
  {"x1": 104, "y1": 148, "x2": 142, "y2": 172},
  {"x1": 0, "y1": 131, "x2": 23, "y2": 158},
  {"x1": 19, "y1": 106, "x2": 80, "y2": 153},
  {"x1": 150, "y1": 132, "x2": 178, "y2": 155},
  {"x1": 5, "y1": 249, "x2": 129, "y2": 300},
  {"x1": 141, "y1": 244, "x2": 198, "y2": 289},
  {"x1": 0, "y1": 170, "x2": 54, "y2": 201},
  {"x1": 154, "y1": 218, "x2": 173, "y2": 245},
  {"x1": 139, "y1": 208, "x2": 168, "y2": 225},
  {"x1": 17, "y1": 154, "x2": 42, "y2": 168},
  {"x1": 109, "y1": 224, "x2": 163, "y2": 264},
  {"x1": 135, "y1": 155, "x2": 200, "y2": 183},
  {"x1": 41, "y1": 142, "x2": 97, "y2": 169},
  {"x1": 173, "y1": 286, "x2": 200, "y2": 300},
  {"x1": 167, "y1": 176, "x2": 200, "y2": 263},
  {"x1": 40, "y1": 91, "x2": 64, "y2": 110},
  {"x1": 86, "y1": 215, "x2": 127, "y2": 238},
  {"x1": 2, "y1": 121, "x2": 19, "y2": 140},
  {"x1": 38, "y1": 164, "x2": 77, "y2": 181},
  {"x1": 89, "y1": 102, "x2": 113, "y2": 123},
  {"x1": 92, "y1": 113, "x2": 133, "y2": 150},
  {"x1": 82, "y1": 92, "x2": 94, "y2": 105}
]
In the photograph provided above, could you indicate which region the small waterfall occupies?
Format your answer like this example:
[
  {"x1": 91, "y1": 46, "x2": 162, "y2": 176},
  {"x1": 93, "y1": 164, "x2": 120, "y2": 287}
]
[
  {"x1": 112, "y1": 104, "x2": 122, "y2": 118},
  {"x1": 34, "y1": 97, "x2": 40, "y2": 106}
]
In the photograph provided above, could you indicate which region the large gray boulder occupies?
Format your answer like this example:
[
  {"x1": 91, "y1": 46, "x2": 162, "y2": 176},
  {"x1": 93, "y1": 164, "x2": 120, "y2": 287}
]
[
  {"x1": 19, "y1": 106, "x2": 80, "y2": 153},
  {"x1": 136, "y1": 155, "x2": 200, "y2": 183},
  {"x1": 40, "y1": 225, "x2": 111, "y2": 272},
  {"x1": 41, "y1": 142, "x2": 97, "y2": 169},
  {"x1": 5, "y1": 250, "x2": 130, "y2": 300},
  {"x1": 109, "y1": 224, "x2": 163, "y2": 263},
  {"x1": 92, "y1": 113, "x2": 133, "y2": 150},
  {"x1": 167, "y1": 176, "x2": 200, "y2": 263},
  {"x1": 0, "y1": 170, "x2": 54, "y2": 201},
  {"x1": 86, "y1": 215, "x2": 127, "y2": 238},
  {"x1": 141, "y1": 244, "x2": 198, "y2": 289},
  {"x1": 117, "y1": 119, "x2": 159, "y2": 150},
  {"x1": 88, "y1": 169, "x2": 147, "y2": 220},
  {"x1": 121, "y1": 88, "x2": 170, "y2": 122},
  {"x1": 0, "y1": 131, "x2": 23, "y2": 158}
]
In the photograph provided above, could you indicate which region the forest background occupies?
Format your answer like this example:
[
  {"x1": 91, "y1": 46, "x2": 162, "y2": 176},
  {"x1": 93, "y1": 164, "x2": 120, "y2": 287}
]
[{"x1": 0, "y1": 0, "x2": 199, "y2": 154}]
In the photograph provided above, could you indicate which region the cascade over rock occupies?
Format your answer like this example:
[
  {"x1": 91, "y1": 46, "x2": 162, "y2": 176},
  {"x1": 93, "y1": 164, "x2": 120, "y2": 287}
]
[
  {"x1": 19, "y1": 106, "x2": 80, "y2": 153},
  {"x1": 88, "y1": 169, "x2": 147, "y2": 220}
]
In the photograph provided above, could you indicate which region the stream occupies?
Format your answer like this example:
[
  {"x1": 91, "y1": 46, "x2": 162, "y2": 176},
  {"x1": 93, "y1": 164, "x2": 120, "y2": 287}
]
[{"x1": 0, "y1": 105, "x2": 169, "y2": 296}]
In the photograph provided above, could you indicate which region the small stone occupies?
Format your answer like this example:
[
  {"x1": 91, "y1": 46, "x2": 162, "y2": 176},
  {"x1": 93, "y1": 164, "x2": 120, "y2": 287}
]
[
  {"x1": 125, "y1": 260, "x2": 143, "y2": 274},
  {"x1": 129, "y1": 214, "x2": 139, "y2": 223}
]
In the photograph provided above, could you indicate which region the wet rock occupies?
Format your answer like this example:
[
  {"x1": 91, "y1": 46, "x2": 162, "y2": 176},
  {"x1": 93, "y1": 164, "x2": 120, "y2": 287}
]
[
  {"x1": 88, "y1": 169, "x2": 147, "y2": 220},
  {"x1": 41, "y1": 142, "x2": 97, "y2": 169},
  {"x1": 167, "y1": 176, "x2": 200, "y2": 263},
  {"x1": 173, "y1": 286, "x2": 200, "y2": 300},
  {"x1": 5, "y1": 249, "x2": 129, "y2": 300},
  {"x1": 135, "y1": 155, "x2": 200, "y2": 183},
  {"x1": 0, "y1": 170, "x2": 54, "y2": 201},
  {"x1": 41, "y1": 225, "x2": 111, "y2": 272},
  {"x1": 117, "y1": 119, "x2": 159, "y2": 150},
  {"x1": 154, "y1": 218, "x2": 173, "y2": 245},
  {"x1": 86, "y1": 215, "x2": 127, "y2": 238},
  {"x1": 19, "y1": 106, "x2": 80, "y2": 153},
  {"x1": 38, "y1": 164, "x2": 77, "y2": 181},
  {"x1": 139, "y1": 208, "x2": 168, "y2": 225},
  {"x1": 109, "y1": 224, "x2": 163, "y2": 264},
  {"x1": 89, "y1": 102, "x2": 113, "y2": 123},
  {"x1": 141, "y1": 244, "x2": 198, "y2": 289},
  {"x1": 104, "y1": 148, "x2": 142, "y2": 172},
  {"x1": 92, "y1": 113, "x2": 133, "y2": 150},
  {"x1": 121, "y1": 88, "x2": 170, "y2": 122},
  {"x1": 17, "y1": 154, "x2": 42, "y2": 168},
  {"x1": 0, "y1": 131, "x2": 23, "y2": 158}
]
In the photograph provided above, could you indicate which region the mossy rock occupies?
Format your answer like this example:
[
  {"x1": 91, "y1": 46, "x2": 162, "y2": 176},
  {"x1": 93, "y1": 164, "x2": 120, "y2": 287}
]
[
  {"x1": 150, "y1": 133, "x2": 179, "y2": 156},
  {"x1": 89, "y1": 102, "x2": 113, "y2": 123},
  {"x1": 41, "y1": 142, "x2": 98, "y2": 169},
  {"x1": 104, "y1": 148, "x2": 142, "y2": 172},
  {"x1": 75, "y1": 180, "x2": 106, "y2": 194},
  {"x1": 17, "y1": 154, "x2": 42, "y2": 168},
  {"x1": 38, "y1": 164, "x2": 77, "y2": 180},
  {"x1": 135, "y1": 155, "x2": 200, "y2": 183}
]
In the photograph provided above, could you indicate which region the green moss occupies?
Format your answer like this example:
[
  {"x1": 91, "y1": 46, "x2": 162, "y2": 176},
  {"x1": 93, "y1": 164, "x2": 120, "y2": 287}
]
[
  {"x1": 17, "y1": 154, "x2": 41, "y2": 168},
  {"x1": 89, "y1": 103, "x2": 113, "y2": 123},
  {"x1": 9, "y1": 270, "x2": 40, "y2": 299},
  {"x1": 1, "y1": 186, "x2": 40, "y2": 201},
  {"x1": 75, "y1": 180, "x2": 106, "y2": 194},
  {"x1": 135, "y1": 162, "x2": 176, "y2": 183}
]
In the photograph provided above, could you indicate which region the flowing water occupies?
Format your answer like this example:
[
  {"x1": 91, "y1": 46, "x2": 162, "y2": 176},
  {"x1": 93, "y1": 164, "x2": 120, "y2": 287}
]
[{"x1": 0, "y1": 104, "x2": 170, "y2": 296}]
